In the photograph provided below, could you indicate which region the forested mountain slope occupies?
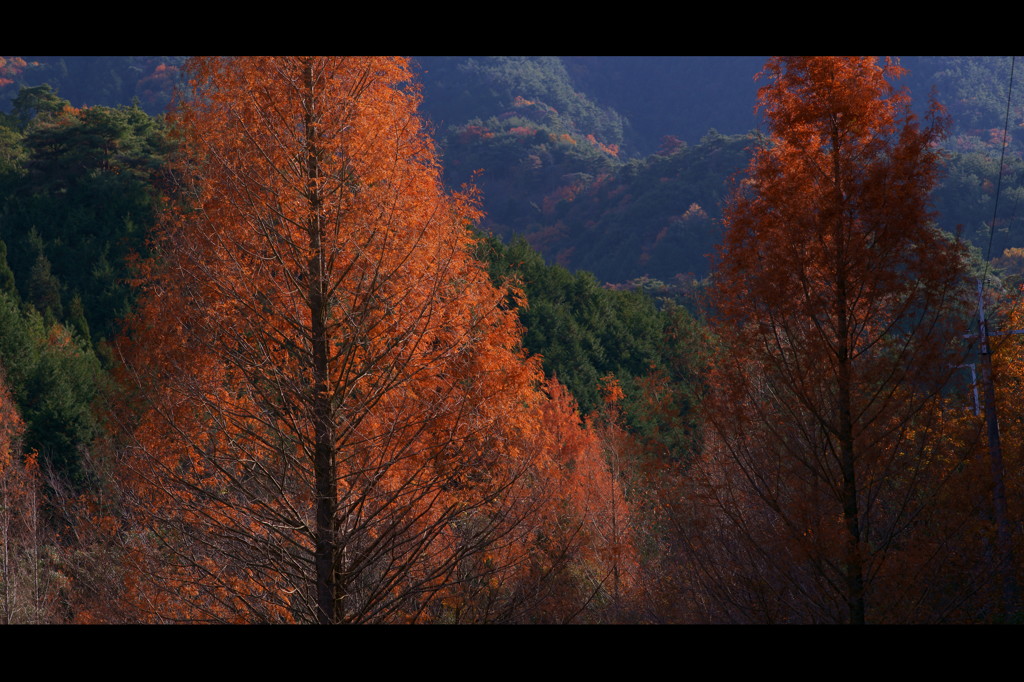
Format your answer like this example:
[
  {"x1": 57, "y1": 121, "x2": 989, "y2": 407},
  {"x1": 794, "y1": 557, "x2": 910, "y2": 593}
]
[
  {"x1": 5, "y1": 56, "x2": 1024, "y2": 283},
  {"x1": 0, "y1": 56, "x2": 1022, "y2": 623}
]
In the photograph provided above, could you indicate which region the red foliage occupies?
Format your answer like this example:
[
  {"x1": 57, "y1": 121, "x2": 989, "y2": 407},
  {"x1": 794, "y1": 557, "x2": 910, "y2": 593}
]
[
  {"x1": 694, "y1": 57, "x2": 973, "y2": 623},
  {"x1": 101, "y1": 57, "x2": 630, "y2": 623}
]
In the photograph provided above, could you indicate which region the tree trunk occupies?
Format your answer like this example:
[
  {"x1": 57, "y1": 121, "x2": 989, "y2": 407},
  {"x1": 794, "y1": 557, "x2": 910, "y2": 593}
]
[
  {"x1": 302, "y1": 60, "x2": 338, "y2": 624},
  {"x1": 832, "y1": 124, "x2": 866, "y2": 625}
]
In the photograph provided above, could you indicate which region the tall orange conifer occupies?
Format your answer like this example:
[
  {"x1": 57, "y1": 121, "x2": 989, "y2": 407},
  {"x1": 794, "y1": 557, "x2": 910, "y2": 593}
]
[
  {"x1": 108, "y1": 56, "x2": 620, "y2": 623},
  {"x1": 698, "y1": 57, "x2": 972, "y2": 623}
]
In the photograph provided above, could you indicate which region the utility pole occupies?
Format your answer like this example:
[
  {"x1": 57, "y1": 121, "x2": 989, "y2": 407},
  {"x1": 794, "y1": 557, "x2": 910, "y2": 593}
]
[{"x1": 975, "y1": 279, "x2": 1020, "y2": 620}]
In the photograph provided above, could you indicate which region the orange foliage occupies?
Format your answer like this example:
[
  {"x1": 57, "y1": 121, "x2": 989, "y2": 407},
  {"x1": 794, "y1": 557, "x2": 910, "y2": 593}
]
[
  {"x1": 0, "y1": 373, "x2": 21, "y2": 474},
  {"x1": 584, "y1": 134, "x2": 619, "y2": 157},
  {"x1": 696, "y1": 57, "x2": 973, "y2": 623},
  {"x1": 500, "y1": 379, "x2": 636, "y2": 622},
  {"x1": 0, "y1": 56, "x2": 28, "y2": 87},
  {"x1": 106, "y1": 57, "x2": 628, "y2": 623}
]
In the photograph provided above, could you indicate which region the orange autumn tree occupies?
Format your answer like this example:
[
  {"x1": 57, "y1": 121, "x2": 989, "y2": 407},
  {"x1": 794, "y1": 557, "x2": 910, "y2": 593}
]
[
  {"x1": 445, "y1": 378, "x2": 637, "y2": 623},
  {"x1": 108, "y1": 56, "x2": 625, "y2": 623},
  {"x1": 696, "y1": 57, "x2": 972, "y2": 623}
]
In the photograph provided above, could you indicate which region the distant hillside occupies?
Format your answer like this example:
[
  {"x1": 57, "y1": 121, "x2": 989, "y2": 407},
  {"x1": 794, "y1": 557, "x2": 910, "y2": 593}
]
[
  {"x1": 560, "y1": 56, "x2": 764, "y2": 154},
  {"x1": 5, "y1": 56, "x2": 1024, "y2": 284},
  {"x1": 0, "y1": 57, "x2": 185, "y2": 115},
  {"x1": 524, "y1": 130, "x2": 750, "y2": 283}
]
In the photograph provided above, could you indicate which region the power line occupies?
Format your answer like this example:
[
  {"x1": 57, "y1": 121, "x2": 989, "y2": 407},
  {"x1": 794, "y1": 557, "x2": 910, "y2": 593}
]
[
  {"x1": 968, "y1": 55, "x2": 1020, "y2": 620},
  {"x1": 980, "y1": 55, "x2": 1016, "y2": 298}
]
